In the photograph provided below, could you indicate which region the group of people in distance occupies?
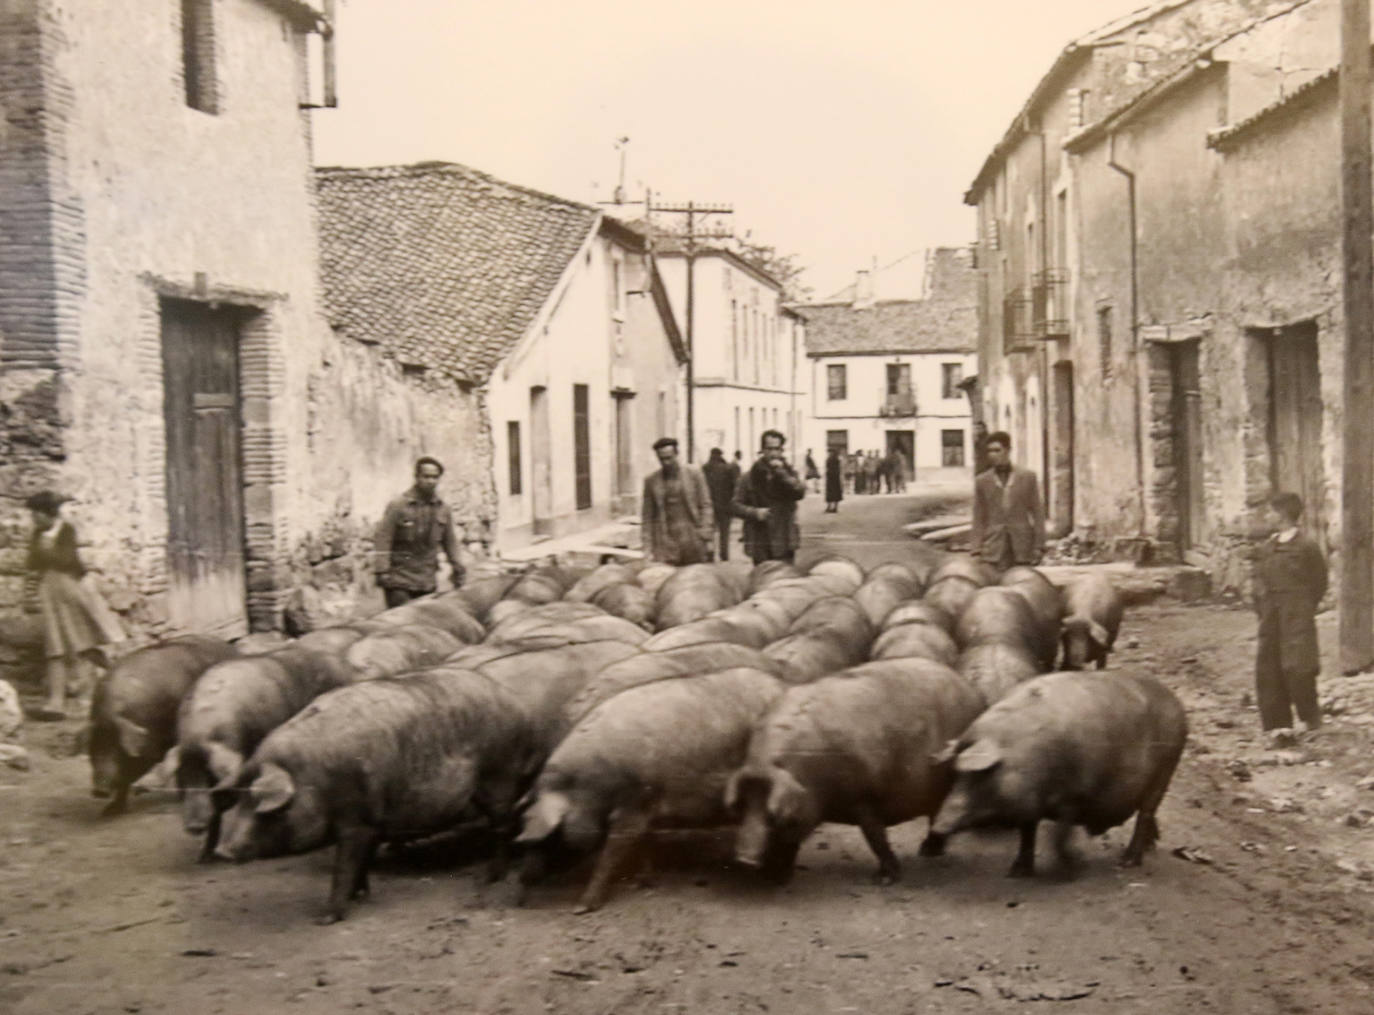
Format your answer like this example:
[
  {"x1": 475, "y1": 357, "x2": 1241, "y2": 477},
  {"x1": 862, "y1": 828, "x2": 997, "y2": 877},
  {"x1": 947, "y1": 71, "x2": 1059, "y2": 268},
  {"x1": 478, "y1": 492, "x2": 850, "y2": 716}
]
[
  {"x1": 805, "y1": 447, "x2": 910, "y2": 512},
  {"x1": 645, "y1": 430, "x2": 806, "y2": 567}
]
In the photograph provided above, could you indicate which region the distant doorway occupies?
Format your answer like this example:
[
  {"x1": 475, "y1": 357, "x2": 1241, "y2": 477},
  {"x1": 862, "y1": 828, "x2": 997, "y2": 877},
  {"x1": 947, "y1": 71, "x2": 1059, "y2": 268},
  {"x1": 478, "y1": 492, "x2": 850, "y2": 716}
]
[
  {"x1": 1266, "y1": 322, "x2": 1326, "y2": 550},
  {"x1": 1051, "y1": 361, "x2": 1074, "y2": 536},
  {"x1": 885, "y1": 430, "x2": 914, "y2": 477},
  {"x1": 1169, "y1": 341, "x2": 1204, "y2": 552}
]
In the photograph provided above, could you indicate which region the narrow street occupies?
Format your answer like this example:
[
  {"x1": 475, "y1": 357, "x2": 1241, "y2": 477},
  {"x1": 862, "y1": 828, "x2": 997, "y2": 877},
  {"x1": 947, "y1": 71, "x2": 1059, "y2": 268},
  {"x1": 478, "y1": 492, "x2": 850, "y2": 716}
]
[{"x1": 3, "y1": 487, "x2": 1374, "y2": 1015}]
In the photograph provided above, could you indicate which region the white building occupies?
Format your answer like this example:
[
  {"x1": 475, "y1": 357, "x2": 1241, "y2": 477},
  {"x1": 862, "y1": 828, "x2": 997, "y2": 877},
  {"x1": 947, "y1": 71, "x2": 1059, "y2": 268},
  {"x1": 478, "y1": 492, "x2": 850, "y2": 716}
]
[
  {"x1": 799, "y1": 248, "x2": 978, "y2": 476},
  {"x1": 653, "y1": 248, "x2": 806, "y2": 464}
]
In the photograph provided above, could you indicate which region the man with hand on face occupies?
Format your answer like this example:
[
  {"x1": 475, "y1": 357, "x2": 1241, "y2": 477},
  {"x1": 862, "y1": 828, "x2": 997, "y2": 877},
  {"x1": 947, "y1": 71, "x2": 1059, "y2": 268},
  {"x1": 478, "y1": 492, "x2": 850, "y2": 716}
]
[
  {"x1": 374, "y1": 456, "x2": 466, "y2": 607},
  {"x1": 732, "y1": 429, "x2": 807, "y2": 565},
  {"x1": 641, "y1": 436, "x2": 715, "y2": 565},
  {"x1": 970, "y1": 430, "x2": 1044, "y2": 573}
]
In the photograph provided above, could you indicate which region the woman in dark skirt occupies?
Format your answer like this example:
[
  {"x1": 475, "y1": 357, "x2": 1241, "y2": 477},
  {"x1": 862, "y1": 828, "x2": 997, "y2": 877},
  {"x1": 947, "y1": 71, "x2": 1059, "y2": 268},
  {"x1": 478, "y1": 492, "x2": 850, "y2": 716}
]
[
  {"x1": 824, "y1": 447, "x2": 844, "y2": 513},
  {"x1": 25, "y1": 491, "x2": 125, "y2": 720}
]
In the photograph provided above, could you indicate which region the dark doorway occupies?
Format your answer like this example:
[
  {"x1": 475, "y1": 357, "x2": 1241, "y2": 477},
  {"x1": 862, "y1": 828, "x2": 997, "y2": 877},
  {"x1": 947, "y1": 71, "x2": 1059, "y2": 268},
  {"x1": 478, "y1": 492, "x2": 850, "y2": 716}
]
[
  {"x1": 160, "y1": 298, "x2": 247, "y2": 636},
  {"x1": 1267, "y1": 323, "x2": 1326, "y2": 550},
  {"x1": 573, "y1": 383, "x2": 592, "y2": 511},
  {"x1": 1169, "y1": 341, "x2": 1204, "y2": 551},
  {"x1": 530, "y1": 386, "x2": 552, "y2": 533},
  {"x1": 613, "y1": 393, "x2": 634, "y2": 515},
  {"x1": 1051, "y1": 361, "x2": 1074, "y2": 537},
  {"x1": 884, "y1": 430, "x2": 914, "y2": 476}
]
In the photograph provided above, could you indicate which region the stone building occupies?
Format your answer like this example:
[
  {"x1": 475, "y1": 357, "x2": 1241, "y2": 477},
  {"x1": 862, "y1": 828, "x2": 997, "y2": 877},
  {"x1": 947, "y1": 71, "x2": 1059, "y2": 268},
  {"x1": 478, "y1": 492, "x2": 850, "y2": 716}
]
[
  {"x1": 0, "y1": 0, "x2": 500, "y2": 648},
  {"x1": 316, "y1": 163, "x2": 687, "y2": 551},
  {"x1": 966, "y1": 0, "x2": 1344, "y2": 589},
  {"x1": 797, "y1": 248, "x2": 978, "y2": 476}
]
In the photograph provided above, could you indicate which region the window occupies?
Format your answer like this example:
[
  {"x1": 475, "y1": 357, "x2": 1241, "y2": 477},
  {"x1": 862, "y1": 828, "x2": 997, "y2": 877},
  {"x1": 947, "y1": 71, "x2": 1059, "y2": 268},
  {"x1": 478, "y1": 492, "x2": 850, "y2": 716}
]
[
  {"x1": 573, "y1": 384, "x2": 591, "y2": 509},
  {"x1": 611, "y1": 257, "x2": 624, "y2": 317},
  {"x1": 942, "y1": 429, "x2": 966, "y2": 467},
  {"x1": 827, "y1": 364, "x2": 847, "y2": 400},
  {"x1": 941, "y1": 363, "x2": 963, "y2": 399},
  {"x1": 182, "y1": 0, "x2": 219, "y2": 114},
  {"x1": 887, "y1": 363, "x2": 912, "y2": 395},
  {"x1": 507, "y1": 421, "x2": 522, "y2": 495},
  {"x1": 826, "y1": 430, "x2": 849, "y2": 455},
  {"x1": 1097, "y1": 305, "x2": 1114, "y2": 378}
]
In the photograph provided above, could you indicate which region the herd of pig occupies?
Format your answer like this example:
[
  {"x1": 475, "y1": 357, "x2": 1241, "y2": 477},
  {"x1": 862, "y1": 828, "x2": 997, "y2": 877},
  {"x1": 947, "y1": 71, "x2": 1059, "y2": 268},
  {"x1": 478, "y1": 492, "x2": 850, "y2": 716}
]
[{"x1": 85, "y1": 555, "x2": 1187, "y2": 924}]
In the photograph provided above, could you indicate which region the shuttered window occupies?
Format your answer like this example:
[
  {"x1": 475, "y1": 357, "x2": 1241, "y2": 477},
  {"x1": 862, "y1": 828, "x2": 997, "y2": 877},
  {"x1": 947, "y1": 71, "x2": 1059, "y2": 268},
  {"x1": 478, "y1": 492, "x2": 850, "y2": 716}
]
[
  {"x1": 508, "y1": 421, "x2": 521, "y2": 495},
  {"x1": 573, "y1": 384, "x2": 591, "y2": 510}
]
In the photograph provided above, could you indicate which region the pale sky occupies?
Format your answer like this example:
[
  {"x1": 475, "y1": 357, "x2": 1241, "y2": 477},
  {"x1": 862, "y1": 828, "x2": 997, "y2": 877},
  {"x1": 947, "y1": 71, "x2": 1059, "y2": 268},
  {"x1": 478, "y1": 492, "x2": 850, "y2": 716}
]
[{"x1": 312, "y1": 0, "x2": 1156, "y2": 300}]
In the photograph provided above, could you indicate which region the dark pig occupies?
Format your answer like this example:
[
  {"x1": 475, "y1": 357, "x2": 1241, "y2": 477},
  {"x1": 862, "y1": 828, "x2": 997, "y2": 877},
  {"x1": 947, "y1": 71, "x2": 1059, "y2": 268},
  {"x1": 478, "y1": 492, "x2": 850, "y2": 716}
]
[
  {"x1": 728, "y1": 659, "x2": 983, "y2": 884},
  {"x1": 169, "y1": 645, "x2": 355, "y2": 858},
  {"x1": 956, "y1": 642, "x2": 1041, "y2": 706},
  {"x1": 1060, "y1": 574, "x2": 1126, "y2": 670},
  {"x1": 214, "y1": 668, "x2": 532, "y2": 923},
  {"x1": 932, "y1": 670, "x2": 1187, "y2": 877},
  {"x1": 955, "y1": 586, "x2": 1057, "y2": 670},
  {"x1": 515, "y1": 666, "x2": 784, "y2": 912},
  {"x1": 89, "y1": 636, "x2": 237, "y2": 815}
]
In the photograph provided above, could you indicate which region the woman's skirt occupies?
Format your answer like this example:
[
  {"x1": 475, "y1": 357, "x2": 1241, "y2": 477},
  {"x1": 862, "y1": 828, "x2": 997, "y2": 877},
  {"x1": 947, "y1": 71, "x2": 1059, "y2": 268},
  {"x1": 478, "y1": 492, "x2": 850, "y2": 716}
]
[{"x1": 38, "y1": 571, "x2": 125, "y2": 660}]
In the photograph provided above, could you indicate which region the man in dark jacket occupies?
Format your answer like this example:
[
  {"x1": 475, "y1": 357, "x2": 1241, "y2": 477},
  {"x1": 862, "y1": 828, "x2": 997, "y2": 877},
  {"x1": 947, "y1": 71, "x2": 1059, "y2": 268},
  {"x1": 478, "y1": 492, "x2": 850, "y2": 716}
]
[
  {"x1": 374, "y1": 457, "x2": 465, "y2": 607},
  {"x1": 701, "y1": 447, "x2": 737, "y2": 561},
  {"x1": 731, "y1": 429, "x2": 806, "y2": 565},
  {"x1": 969, "y1": 431, "x2": 1044, "y2": 573}
]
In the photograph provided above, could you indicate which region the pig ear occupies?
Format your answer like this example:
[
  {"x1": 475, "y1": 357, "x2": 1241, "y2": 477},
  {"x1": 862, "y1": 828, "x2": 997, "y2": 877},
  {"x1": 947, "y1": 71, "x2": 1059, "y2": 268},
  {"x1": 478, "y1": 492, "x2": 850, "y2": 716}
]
[
  {"x1": 161, "y1": 744, "x2": 181, "y2": 775},
  {"x1": 205, "y1": 742, "x2": 242, "y2": 785},
  {"x1": 250, "y1": 763, "x2": 295, "y2": 815},
  {"x1": 1088, "y1": 620, "x2": 1110, "y2": 647},
  {"x1": 209, "y1": 778, "x2": 239, "y2": 815},
  {"x1": 514, "y1": 791, "x2": 571, "y2": 844},
  {"x1": 930, "y1": 738, "x2": 960, "y2": 767},
  {"x1": 954, "y1": 739, "x2": 1003, "y2": 773},
  {"x1": 114, "y1": 717, "x2": 151, "y2": 759}
]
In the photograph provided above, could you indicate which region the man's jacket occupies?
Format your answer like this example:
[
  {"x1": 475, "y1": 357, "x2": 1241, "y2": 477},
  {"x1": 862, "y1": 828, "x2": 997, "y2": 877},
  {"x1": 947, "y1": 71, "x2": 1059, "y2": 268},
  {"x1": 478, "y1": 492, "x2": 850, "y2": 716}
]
[
  {"x1": 374, "y1": 488, "x2": 462, "y2": 592},
  {"x1": 641, "y1": 465, "x2": 715, "y2": 562},
  {"x1": 970, "y1": 466, "x2": 1044, "y2": 566}
]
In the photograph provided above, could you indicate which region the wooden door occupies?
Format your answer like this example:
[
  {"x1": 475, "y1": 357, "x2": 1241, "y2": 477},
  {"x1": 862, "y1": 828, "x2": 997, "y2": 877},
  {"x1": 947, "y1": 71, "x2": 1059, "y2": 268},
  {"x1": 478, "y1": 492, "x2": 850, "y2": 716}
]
[
  {"x1": 161, "y1": 298, "x2": 247, "y2": 636},
  {"x1": 614, "y1": 393, "x2": 634, "y2": 512},
  {"x1": 1170, "y1": 341, "x2": 1204, "y2": 551},
  {"x1": 573, "y1": 383, "x2": 592, "y2": 510},
  {"x1": 1051, "y1": 361, "x2": 1074, "y2": 536},
  {"x1": 530, "y1": 386, "x2": 552, "y2": 532},
  {"x1": 1269, "y1": 324, "x2": 1326, "y2": 550},
  {"x1": 884, "y1": 430, "x2": 914, "y2": 474}
]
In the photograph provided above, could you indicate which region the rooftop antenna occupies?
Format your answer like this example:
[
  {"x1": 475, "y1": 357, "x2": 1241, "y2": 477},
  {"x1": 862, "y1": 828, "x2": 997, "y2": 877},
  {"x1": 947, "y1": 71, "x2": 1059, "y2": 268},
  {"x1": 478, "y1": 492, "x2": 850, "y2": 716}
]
[{"x1": 613, "y1": 136, "x2": 630, "y2": 205}]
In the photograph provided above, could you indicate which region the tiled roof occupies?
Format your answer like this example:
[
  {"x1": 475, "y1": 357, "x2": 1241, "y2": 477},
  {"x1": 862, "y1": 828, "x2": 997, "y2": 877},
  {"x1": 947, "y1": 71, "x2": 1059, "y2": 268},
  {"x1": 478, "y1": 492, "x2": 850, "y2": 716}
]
[
  {"x1": 1206, "y1": 63, "x2": 1337, "y2": 150},
  {"x1": 315, "y1": 162, "x2": 600, "y2": 384},
  {"x1": 798, "y1": 248, "x2": 976, "y2": 356}
]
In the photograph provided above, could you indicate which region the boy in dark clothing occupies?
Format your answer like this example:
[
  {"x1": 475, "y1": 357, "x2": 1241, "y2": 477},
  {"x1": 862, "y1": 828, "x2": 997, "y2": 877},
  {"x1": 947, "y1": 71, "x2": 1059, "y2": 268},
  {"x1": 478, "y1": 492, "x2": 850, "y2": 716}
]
[{"x1": 1252, "y1": 491, "x2": 1328, "y2": 746}]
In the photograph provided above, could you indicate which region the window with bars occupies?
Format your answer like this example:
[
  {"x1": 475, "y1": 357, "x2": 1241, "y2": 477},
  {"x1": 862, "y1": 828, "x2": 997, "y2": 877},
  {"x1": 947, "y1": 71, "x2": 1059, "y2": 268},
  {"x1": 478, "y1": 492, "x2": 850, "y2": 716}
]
[
  {"x1": 942, "y1": 429, "x2": 966, "y2": 467},
  {"x1": 507, "y1": 421, "x2": 522, "y2": 495},
  {"x1": 573, "y1": 384, "x2": 591, "y2": 509},
  {"x1": 181, "y1": 0, "x2": 219, "y2": 113},
  {"x1": 827, "y1": 364, "x2": 847, "y2": 400}
]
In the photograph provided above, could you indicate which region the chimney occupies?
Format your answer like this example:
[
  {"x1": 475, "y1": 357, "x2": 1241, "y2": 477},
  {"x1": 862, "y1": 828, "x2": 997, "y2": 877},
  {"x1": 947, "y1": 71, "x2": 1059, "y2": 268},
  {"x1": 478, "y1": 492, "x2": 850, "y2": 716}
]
[{"x1": 853, "y1": 269, "x2": 875, "y2": 309}]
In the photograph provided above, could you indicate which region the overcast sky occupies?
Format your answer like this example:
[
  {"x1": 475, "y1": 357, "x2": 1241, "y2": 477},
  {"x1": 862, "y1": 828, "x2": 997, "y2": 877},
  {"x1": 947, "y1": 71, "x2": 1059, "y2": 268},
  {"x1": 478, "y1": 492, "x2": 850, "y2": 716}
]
[{"x1": 313, "y1": 0, "x2": 1156, "y2": 300}]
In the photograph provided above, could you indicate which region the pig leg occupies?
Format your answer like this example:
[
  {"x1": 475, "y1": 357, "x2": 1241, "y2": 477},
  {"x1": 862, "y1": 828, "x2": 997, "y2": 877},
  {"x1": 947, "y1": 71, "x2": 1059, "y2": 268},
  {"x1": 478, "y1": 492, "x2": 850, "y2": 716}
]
[
  {"x1": 576, "y1": 806, "x2": 652, "y2": 914},
  {"x1": 197, "y1": 810, "x2": 222, "y2": 863},
  {"x1": 1050, "y1": 819, "x2": 1083, "y2": 873},
  {"x1": 1121, "y1": 752, "x2": 1181, "y2": 866},
  {"x1": 918, "y1": 825, "x2": 947, "y2": 857},
  {"x1": 321, "y1": 826, "x2": 380, "y2": 925},
  {"x1": 759, "y1": 838, "x2": 801, "y2": 884},
  {"x1": 856, "y1": 805, "x2": 901, "y2": 885},
  {"x1": 102, "y1": 782, "x2": 130, "y2": 818},
  {"x1": 1008, "y1": 821, "x2": 1038, "y2": 878}
]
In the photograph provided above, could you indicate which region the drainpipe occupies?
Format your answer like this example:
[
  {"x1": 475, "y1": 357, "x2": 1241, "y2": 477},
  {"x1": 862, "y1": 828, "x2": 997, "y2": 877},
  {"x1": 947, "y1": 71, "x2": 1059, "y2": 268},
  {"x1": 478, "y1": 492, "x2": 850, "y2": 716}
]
[
  {"x1": 1108, "y1": 131, "x2": 1148, "y2": 536},
  {"x1": 1034, "y1": 122, "x2": 1051, "y2": 506}
]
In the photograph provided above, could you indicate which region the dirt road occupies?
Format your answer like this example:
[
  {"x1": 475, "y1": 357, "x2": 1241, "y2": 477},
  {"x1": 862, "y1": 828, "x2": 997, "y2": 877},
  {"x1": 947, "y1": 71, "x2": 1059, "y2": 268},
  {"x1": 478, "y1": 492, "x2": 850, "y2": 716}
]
[{"x1": 3, "y1": 491, "x2": 1373, "y2": 1014}]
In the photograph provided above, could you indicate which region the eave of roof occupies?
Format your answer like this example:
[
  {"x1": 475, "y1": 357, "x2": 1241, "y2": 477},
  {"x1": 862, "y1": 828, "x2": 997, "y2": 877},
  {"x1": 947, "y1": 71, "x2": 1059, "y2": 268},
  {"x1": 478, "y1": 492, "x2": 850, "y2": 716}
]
[
  {"x1": 653, "y1": 245, "x2": 784, "y2": 292},
  {"x1": 260, "y1": 0, "x2": 329, "y2": 30},
  {"x1": 1205, "y1": 63, "x2": 1338, "y2": 150}
]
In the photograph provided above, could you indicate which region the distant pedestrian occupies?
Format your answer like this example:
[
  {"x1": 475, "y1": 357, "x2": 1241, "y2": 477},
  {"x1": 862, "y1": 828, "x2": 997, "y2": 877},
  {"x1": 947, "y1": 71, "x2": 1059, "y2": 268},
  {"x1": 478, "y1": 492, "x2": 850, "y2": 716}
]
[
  {"x1": 888, "y1": 449, "x2": 909, "y2": 493},
  {"x1": 864, "y1": 451, "x2": 881, "y2": 494},
  {"x1": 374, "y1": 456, "x2": 466, "y2": 608},
  {"x1": 1252, "y1": 491, "x2": 1329, "y2": 748},
  {"x1": 804, "y1": 450, "x2": 821, "y2": 494},
  {"x1": 843, "y1": 452, "x2": 857, "y2": 496},
  {"x1": 702, "y1": 447, "x2": 738, "y2": 561},
  {"x1": 854, "y1": 450, "x2": 866, "y2": 495},
  {"x1": 824, "y1": 447, "x2": 844, "y2": 513},
  {"x1": 642, "y1": 437, "x2": 715, "y2": 565},
  {"x1": 732, "y1": 429, "x2": 807, "y2": 565},
  {"x1": 970, "y1": 431, "x2": 1044, "y2": 573},
  {"x1": 24, "y1": 490, "x2": 125, "y2": 720}
]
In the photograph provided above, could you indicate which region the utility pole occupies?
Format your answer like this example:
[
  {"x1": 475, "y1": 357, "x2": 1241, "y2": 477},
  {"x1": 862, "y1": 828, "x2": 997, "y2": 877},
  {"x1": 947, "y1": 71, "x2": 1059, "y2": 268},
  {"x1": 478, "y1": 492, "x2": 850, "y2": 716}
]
[
  {"x1": 648, "y1": 199, "x2": 734, "y2": 463},
  {"x1": 1341, "y1": 0, "x2": 1374, "y2": 673}
]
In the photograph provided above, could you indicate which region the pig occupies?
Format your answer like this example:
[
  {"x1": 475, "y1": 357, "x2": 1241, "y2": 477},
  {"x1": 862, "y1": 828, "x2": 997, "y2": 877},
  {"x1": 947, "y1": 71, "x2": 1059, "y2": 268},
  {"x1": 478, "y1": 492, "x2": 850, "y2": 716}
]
[
  {"x1": 999, "y1": 567, "x2": 1064, "y2": 652},
  {"x1": 852, "y1": 576, "x2": 912, "y2": 629},
  {"x1": 870, "y1": 623, "x2": 960, "y2": 666},
  {"x1": 728, "y1": 659, "x2": 984, "y2": 884},
  {"x1": 788, "y1": 595, "x2": 873, "y2": 644},
  {"x1": 923, "y1": 575, "x2": 981, "y2": 622},
  {"x1": 438, "y1": 574, "x2": 519, "y2": 622},
  {"x1": 764, "y1": 630, "x2": 866, "y2": 683},
  {"x1": 804, "y1": 555, "x2": 865, "y2": 593},
  {"x1": 293, "y1": 626, "x2": 372, "y2": 656},
  {"x1": 749, "y1": 560, "x2": 804, "y2": 594},
  {"x1": 89, "y1": 636, "x2": 237, "y2": 816},
  {"x1": 374, "y1": 598, "x2": 485, "y2": 644},
  {"x1": 655, "y1": 565, "x2": 742, "y2": 631},
  {"x1": 214, "y1": 667, "x2": 533, "y2": 923},
  {"x1": 928, "y1": 556, "x2": 999, "y2": 588},
  {"x1": 169, "y1": 645, "x2": 355, "y2": 859},
  {"x1": 589, "y1": 582, "x2": 656, "y2": 630},
  {"x1": 344, "y1": 624, "x2": 463, "y2": 681},
  {"x1": 566, "y1": 562, "x2": 637, "y2": 603},
  {"x1": 486, "y1": 602, "x2": 603, "y2": 641},
  {"x1": 931, "y1": 669, "x2": 1188, "y2": 877},
  {"x1": 1060, "y1": 574, "x2": 1126, "y2": 670},
  {"x1": 880, "y1": 600, "x2": 955, "y2": 636},
  {"x1": 863, "y1": 562, "x2": 923, "y2": 599},
  {"x1": 515, "y1": 666, "x2": 784, "y2": 912},
  {"x1": 955, "y1": 586, "x2": 1058, "y2": 671},
  {"x1": 956, "y1": 642, "x2": 1041, "y2": 707},
  {"x1": 565, "y1": 642, "x2": 784, "y2": 725}
]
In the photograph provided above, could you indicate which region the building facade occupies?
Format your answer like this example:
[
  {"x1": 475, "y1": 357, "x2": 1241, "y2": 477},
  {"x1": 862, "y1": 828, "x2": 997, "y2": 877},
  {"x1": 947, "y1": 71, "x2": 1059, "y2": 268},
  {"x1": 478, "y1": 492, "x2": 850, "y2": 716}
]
[
  {"x1": 653, "y1": 249, "x2": 806, "y2": 464},
  {"x1": 970, "y1": 0, "x2": 1356, "y2": 590},
  {"x1": 798, "y1": 249, "x2": 978, "y2": 475}
]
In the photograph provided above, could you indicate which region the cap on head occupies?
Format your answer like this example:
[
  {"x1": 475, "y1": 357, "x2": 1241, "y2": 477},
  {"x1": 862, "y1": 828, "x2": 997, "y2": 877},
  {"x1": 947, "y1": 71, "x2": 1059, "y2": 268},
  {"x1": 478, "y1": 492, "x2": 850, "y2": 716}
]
[
  {"x1": 25, "y1": 490, "x2": 69, "y2": 515},
  {"x1": 652, "y1": 437, "x2": 679, "y2": 452},
  {"x1": 414, "y1": 456, "x2": 444, "y2": 477}
]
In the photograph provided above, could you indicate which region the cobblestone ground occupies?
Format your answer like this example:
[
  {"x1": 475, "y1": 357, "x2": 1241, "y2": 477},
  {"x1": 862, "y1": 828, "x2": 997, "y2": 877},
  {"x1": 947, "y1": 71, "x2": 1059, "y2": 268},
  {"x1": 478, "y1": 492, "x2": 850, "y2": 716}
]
[{"x1": 3, "y1": 486, "x2": 1373, "y2": 1014}]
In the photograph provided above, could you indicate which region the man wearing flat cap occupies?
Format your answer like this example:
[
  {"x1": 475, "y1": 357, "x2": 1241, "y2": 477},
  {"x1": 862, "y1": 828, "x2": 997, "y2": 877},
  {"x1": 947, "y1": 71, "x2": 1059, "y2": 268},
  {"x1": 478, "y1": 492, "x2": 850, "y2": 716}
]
[{"x1": 640, "y1": 436, "x2": 715, "y2": 565}]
